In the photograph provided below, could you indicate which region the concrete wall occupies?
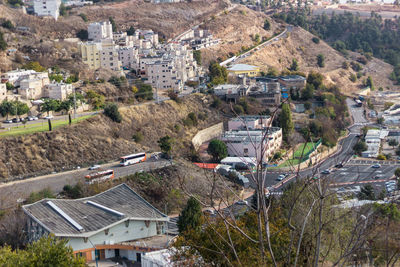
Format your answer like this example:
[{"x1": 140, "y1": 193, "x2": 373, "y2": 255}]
[{"x1": 192, "y1": 122, "x2": 224, "y2": 150}]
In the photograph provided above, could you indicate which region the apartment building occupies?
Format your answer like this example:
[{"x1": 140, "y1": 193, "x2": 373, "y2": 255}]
[
  {"x1": 0, "y1": 83, "x2": 7, "y2": 102},
  {"x1": 33, "y1": 0, "x2": 61, "y2": 20},
  {"x1": 145, "y1": 59, "x2": 182, "y2": 90},
  {"x1": 100, "y1": 39, "x2": 121, "y2": 71},
  {"x1": 78, "y1": 42, "x2": 102, "y2": 70},
  {"x1": 18, "y1": 72, "x2": 50, "y2": 100},
  {"x1": 228, "y1": 115, "x2": 272, "y2": 131},
  {"x1": 23, "y1": 184, "x2": 170, "y2": 263},
  {"x1": 221, "y1": 127, "x2": 282, "y2": 161},
  {"x1": 118, "y1": 47, "x2": 139, "y2": 69},
  {"x1": 278, "y1": 75, "x2": 307, "y2": 91},
  {"x1": 1, "y1": 69, "x2": 36, "y2": 86},
  {"x1": 45, "y1": 83, "x2": 73, "y2": 100},
  {"x1": 88, "y1": 21, "x2": 113, "y2": 41}
]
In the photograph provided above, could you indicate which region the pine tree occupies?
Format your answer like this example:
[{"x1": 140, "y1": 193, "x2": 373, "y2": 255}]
[
  {"x1": 177, "y1": 197, "x2": 202, "y2": 234},
  {"x1": 280, "y1": 103, "x2": 294, "y2": 141}
]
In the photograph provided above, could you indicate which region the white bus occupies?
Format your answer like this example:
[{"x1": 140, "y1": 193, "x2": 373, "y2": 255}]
[{"x1": 120, "y1": 152, "x2": 147, "y2": 166}]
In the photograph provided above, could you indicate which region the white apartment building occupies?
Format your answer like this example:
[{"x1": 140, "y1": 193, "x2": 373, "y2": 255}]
[
  {"x1": 88, "y1": 21, "x2": 113, "y2": 42},
  {"x1": 221, "y1": 127, "x2": 282, "y2": 162},
  {"x1": 33, "y1": 0, "x2": 61, "y2": 20},
  {"x1": 118, "y1": 47, "x2": 139, "y2": 69},
  {"x1": 1, "y1": 69, "x2": 36, "y2": 86},
  {"x1": 145, "y1": 60, "x2": 182, "y2": 91},
  {"x1": 18, "y1": 72, "x2": 50, "y2": 100},
  {"x1": 228, "y1": 115, "x2": 272, "y2": 131},
  {"x1": 0, "y1": 83, "x2": 7, "y2": 102},
  {"x1": 45, "y1": 83, "x2": 73, "y2": 100}
]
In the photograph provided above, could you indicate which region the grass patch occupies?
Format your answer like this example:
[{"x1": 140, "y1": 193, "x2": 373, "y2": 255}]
[
  {"x1": 293, "y1": 142, "x2": 316, "y2": 158},
  {"x1": 0, "y1": 115, "x2": 95, "y2": 137}
]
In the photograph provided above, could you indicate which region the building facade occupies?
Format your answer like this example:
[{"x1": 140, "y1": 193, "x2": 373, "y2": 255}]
[
  {"x1": 88, "y1": 21, "x2": 113, "y2": 42},
  {"x1": 23, "y1": 184, "x2": 170, "y2": 263},
  {"x1": 78, "y1": 42, "x2": 102, "y2": 70},
  {"x1": 33, "y1": 0, "x2": 61, "y2": 20},
  {"x1": 46, "y1": 83, "x2": 73, "y2": 100}
]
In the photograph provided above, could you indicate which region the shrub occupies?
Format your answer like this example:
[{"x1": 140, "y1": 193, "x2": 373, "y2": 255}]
[
  {"x1": 377, "y1": 154, "x2": 386, "y2": 160},
  {"x1": 312, "y1": 37, "x2": 320, "y2": 44},
  {"x1": 233, "y1": 105, "x2": 244, "y2": 114},
  {"x1": 132, "y1": 132, "x2": 143, "y2": 143},
  {"x1": 79, "y1": 13, "x2": 88, "y2": 22},
  {"x1": 76, "y1": 29, "x2": 88, "y2": 41},
  {"x1": 1, "y1": 20, "x2": 14, "y2": 30},
  {"x1": 103, "y1": 103, "x2": 122, "y2": 123},
  {"x1": 211, "y1": 97, "x2": 221, "y2": 108}
]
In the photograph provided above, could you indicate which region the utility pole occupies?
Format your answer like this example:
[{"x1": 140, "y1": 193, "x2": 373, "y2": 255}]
[{"x1": 73, "y1": 87, "x2": 77, "y2": 119}]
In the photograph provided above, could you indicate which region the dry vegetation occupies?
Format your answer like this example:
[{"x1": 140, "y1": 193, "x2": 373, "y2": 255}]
[{"x1": 0, "y1": 95, "x2": 223, "y2": 180}]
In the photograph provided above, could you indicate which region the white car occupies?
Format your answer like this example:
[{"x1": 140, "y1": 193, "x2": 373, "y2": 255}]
[
  {"x1": 44, "y1": 115, "x2": 54, "y2": 119},
  {"x1": 237, "y1": 200, "x2": 248, "y2": 205},
  {"x1": 89, "y1": 165, "x2": 101, "y2": 170},
  {"x1": 371, "y1": 164, "x2": 381, "y2": 168},
  {"x1": 276, "y1": 174, "x2": 285, "y2": 181}
]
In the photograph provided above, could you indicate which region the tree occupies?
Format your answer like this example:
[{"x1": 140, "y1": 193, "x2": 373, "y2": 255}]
[
  {"x1": 317, "y1": 54, "x2": 325, "y2": 67},
  {"x1": 0, "y1": 32, "x2": 7, "y2": 51},
  {"x1": 59, "y1": 3, "x2": 67, "y2": 16},
  {"x1": 358, "y1": 184, "x2": 375, "y2": 200},
  {"x1": 301, "y1": 84, "x2": 314, "y2": 100},
  {"x1": 280, "y1": 103, "x2": 294, "y2": 141},
  {"x1": 307, "y1": 72, "x2": 324, "y2": 89},
  {"x1": 109, "y1": 17, "x2": 117, "y2": 32},
  {"x1": 78, "y1": 13, "x2": 88, "y2": 22},
  {"x1": 103, "y1": 103, "x2": 122, "y2": 123},
  {"x1": 135, "y1": 83, "x2": 153, "y2": 100},
  {"x1": 312, "y1": 37, "x2": 320, "y2": 44},
  {"x1": 11, "y1": 101, "x2": 29, "y2": 119},
  {"x1": 0, "y1": 100, "x2": 14, "y2": 119},
  {"x1": 0, "y1": 235, "x2": 86, "y2": 266},
  {"x1": 40, "y1": 99, "x2": 60, "y2": 116},
  {"x1": 158, "y1": 135, "x2": 173, "y2": 156},
  {"x1": 22, "y1": 61, "x2": 46, "y2": 72},
  {"x1": 193, "y1": 50, "x2": 201, "y2": 65},
  {"x1": 209, "y1": 62, "x2": 227, "y2": 85},
  {"x1": 388, "y1": 139, "x2": 399, "y2": 149},
  {"x1": 177, "y1": 197, "x2": 202, "y2": 234},
  {"x1": 127, "y1": 26, "x2": 135, "y2": 36},
  {"x1": 85, "y1": 90, "x2": 105, "y2": 110},
  {"x1": 1, "y1": 20, "x2": 14, "y2": 30},
  {"x1": 353, "y1": 140, "x2": 367, "y2": 155},
  {"x1": 289, "y1": 58, "x2": 299, "y2": 71},
  {"x1": 377, "y1": 117, "x2": 385, "y2": 124},
  {"x1": 365, "y1": 76, "x2": 374, "y2": 90},
  {"x1": 394, "y1": 168, "x2": 400, "y2": 178},
  {"x1": 76, "y1": 29, "x2": 88, "y2": 41},
  {"x1": 207, "y1": 139, "x2": 228, "y2": 162},
  {"x1": 263, "y1": 18, "x2": 271, "y2": 30}
]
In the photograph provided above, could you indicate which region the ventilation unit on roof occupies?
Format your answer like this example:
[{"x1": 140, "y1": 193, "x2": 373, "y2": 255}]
[
  {"x1": 86, "y1": 201, "x2": 125, "y2": 217},
  {"x1": 47, "y1": 201, "x2": 84, "y2": 232}
]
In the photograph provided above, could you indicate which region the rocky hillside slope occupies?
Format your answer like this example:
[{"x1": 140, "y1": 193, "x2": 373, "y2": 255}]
[
  {"x1": 200, "y1": 5, "x2": 398, "y2": 93},
  {"x1": 0, "y1": 95, "x2": 223, "y2": 180}
]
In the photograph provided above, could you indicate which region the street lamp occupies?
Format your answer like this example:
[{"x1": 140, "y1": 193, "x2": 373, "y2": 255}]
[{"x1": 87, "y1": 238, "x2": 98, "y2": 267}]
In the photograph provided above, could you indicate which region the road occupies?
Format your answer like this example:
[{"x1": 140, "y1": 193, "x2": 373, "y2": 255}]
[
  {"x1": 312, "y1": 7, "x2": 400, "y2": 19},
  {"x1": 248, "y1": 98, "x2": 382, "y2": 192},
  {"x1": 0, "y1": 159, "x2": 172, "y2": 209}
]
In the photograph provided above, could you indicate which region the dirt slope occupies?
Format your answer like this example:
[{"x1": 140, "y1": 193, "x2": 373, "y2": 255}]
[{"x1": 0, "y1": 95, "x2": 223, "y2": 180}]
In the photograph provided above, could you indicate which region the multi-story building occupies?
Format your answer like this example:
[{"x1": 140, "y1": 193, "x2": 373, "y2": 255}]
[
  {"x1": 247, "y1": 82, "x2": 281, "y2": 106},
  {"x1": 1, "y1": 69, "x2": 36, "y2": 86},
  {"x1": 78, "y1": 42, "x2": 102, "y2": 70},
  {"x1": 278, "y1": 75, "x2": 307, "y2": 91},
  {"x1": 221, "y1": 127, "x2": 282, "y2": 161},
  {"x1": 228, "y1": 64, "x2": 260, "y2": 77},
  {"x1": 118, "y1": 47, "x2": 139, "y2": 69},
  {"x1": 145, "y1": 59, "x2": 182, "y2": 90},
  {"x1": 0, "y1": 83, "x2": 7, "y2": 102},
  {"x1": 228, "y1": 115, "x2": 272, "y2": 131},
  {"x1": 33, "y1": 0, "x2": 61, "y2": 20},
  {"x1": 100, "y1": 39, "x2": 121, "y2": 71},
  {"x1": 18, "y1": 72, "x2": 50, "y2": 100},
  {"x1": 22, "y1": 184, "x2": 171, "y2": 263},
  {"x1": 45, "y1": 83, "x2": 73, "y2": 100},
  {"x1": 88, "y1": 21, "x2": 113, "y2": 42}
]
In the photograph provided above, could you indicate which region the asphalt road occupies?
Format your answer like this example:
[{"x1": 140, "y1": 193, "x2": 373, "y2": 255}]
[{"x1": 0, "y1": 159, "x2": 172, "y2": 209}]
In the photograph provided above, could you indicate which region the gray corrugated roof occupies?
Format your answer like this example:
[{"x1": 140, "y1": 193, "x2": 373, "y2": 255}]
[{"x1": 23, "y1": 184, "x2": 168, "y2": 236}]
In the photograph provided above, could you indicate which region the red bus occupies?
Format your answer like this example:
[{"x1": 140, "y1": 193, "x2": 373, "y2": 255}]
[{"x1": 85, "y1": 169, "x2": 114, "y2": 184}]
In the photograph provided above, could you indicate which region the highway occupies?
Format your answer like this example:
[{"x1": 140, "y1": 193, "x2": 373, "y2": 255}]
[{"x1": 0, "y1": 158, "x2": 172, "y2": 209}]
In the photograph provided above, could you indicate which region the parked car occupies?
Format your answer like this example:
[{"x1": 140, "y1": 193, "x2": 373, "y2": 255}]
[
  {"x1": 335, "y1": 163, "x2": 344, "y2": 168},
  {"x1": 276, "y1": 174, "x2": 285, "y2": 181},
  {"x1": 44, "y1": 115, "x2": 54, "y2": 119},
  {"x1": 12, "y1": 118, "x2": 20, "y2": 123},
  {"x1": 3, "y1": 119, "x2": 12, "y2": 123},
  {"x1": 237, "y1": 200, "x2": 248, "y2": 205},
  {"x1": 203, "y1": 209, "x2": 216, "y2": 216},
  {"x1": 88, "y1": 165, "x2": 101, "y2": 170},
  {"x1": 371, "y1": 164, "x2": 381, "y2": 168},
  {"x1": 28, "y1": 116, "x2": 38, "y2": 121},
  {"x1": 321, "y1": 169, "x2": 331, "y2": 174}
]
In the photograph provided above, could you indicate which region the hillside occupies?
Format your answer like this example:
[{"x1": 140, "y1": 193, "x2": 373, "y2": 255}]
[
  {"x1": 200, "y1": 6, "x2": 398, "y2": 94},
  {"x1": 0, "y1": 95, "x2": 223, "y2": 180},
  {"x1": 0, "y1": 0, "x2": 229, "y2": 73}
]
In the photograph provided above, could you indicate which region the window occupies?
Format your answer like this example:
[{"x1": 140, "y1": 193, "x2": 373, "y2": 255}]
[{"x1": 109, "y1": 52, "x2": 112, "y2": 55}]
